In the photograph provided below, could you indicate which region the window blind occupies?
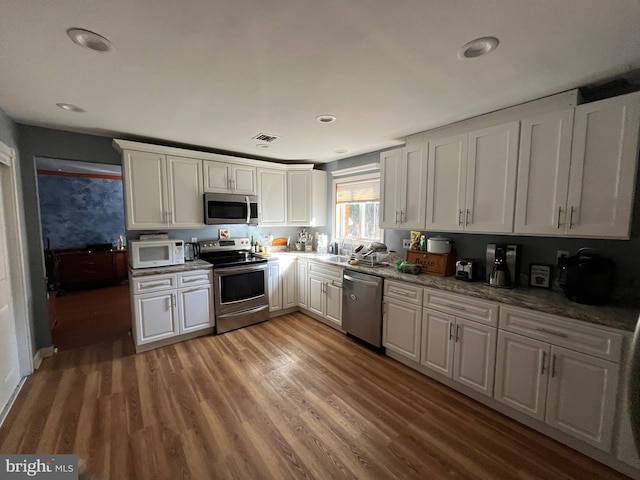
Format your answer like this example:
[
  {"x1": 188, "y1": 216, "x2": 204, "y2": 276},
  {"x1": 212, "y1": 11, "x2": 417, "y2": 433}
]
[{"x1": 335, "y1": 178, "x2": 380, "y2": 204}]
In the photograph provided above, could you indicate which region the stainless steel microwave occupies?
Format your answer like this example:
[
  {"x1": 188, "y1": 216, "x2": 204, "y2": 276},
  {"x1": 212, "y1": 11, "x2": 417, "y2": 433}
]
[{"x1": 204, "y1": 193, "x2": 259, "y2": 225}]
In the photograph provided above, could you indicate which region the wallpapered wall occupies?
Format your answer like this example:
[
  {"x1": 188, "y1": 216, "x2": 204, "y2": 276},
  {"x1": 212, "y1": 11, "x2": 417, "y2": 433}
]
[{"x1": 37, "y1": 172, "x2": 125, "y2": 249}]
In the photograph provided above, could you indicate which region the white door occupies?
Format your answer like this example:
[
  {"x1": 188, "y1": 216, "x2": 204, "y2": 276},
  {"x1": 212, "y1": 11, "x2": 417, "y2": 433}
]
[
  {"x1": 166, "y1": 156, "x2": 203, "y2": 228},
  {"x1": 514, "y1": 110, "x2": 573, "y2": 235},
  {"x1": 566, "y1": 92, "x2": 640, "y2": 238},
  {"x1": 0, "y1": 165, "x2": 21, "y2": 413},
  {"x1": 324, "y1": 282, "x2": 342, "y2": 327},
  {"x1": 287, "y1": 171, "x2": 312, "y2": 225},
  {"x1": 134, "y1": 292, "x2": 179, "y2": 344},
  {"x1": 494, "y1": 330, "x2": 549, "y2": 421},
  {"x1": 258, "y1": 168, "x2": 287, "y2": 225},
  {"x1": 379, "y1": 148, "x2": 403, "y2": 228},
  {"x1": 421, "y1": 308, "x2": 454, "y2": 377},
  {"x1": 383, "y1": 300, "x2": 421, "y2": 361},
  {"x1": 203, "y1": 160, "x2": 231, "y2": 193},
  {"x1": 232, "y1": 165, "x2": 256, "y2": 195},
  {"x1": 545, "y1": 346, "x2": 620, "y2": 451},
  {"x1": 307, "y1": 275, "x2": 325, "y2": 317},
  {"x1": 297, "y1": 260, "x2": 308, "y2": 309},
  {"x1": 123, "y1": 151, "x2": 167, "y2": 228},
  {"x1": 178, "y1": 286, "x2": 212, "y2": 333},
  {"x1": 427, "y1": 134, "x2": 468, "y2": 231},
  {"x1": 452, "y1": 318, "x2": 497, "y2": 396},
  {"x1": 268, "y1": 262, "x2": 281, "y2": 312},
  {"x1": 400, "y1": 144, "x2": 428, "y2": 229},
  {"x1": 465, "y1": 121, "x2": 519, "y2": 233},
  {"x1": 281, "y1": 259, "x2": 297, "y2": 309}
]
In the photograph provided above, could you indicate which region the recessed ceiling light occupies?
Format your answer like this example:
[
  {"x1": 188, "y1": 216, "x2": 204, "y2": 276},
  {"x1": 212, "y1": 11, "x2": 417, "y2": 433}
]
[
  {"x1": 256, "y1": 144, "x2": 269, "y2": 148},
  {"x1": 458, "y1": 36, "x2": 499, "y2": 59},
  {"x1": 334, "y1": 149, "x2": 348, "y2": 154},
  {"x1": 67, "y1": 28, "x2": 113, "y2": 52},
  {"x1": 56, "y1": 103, "x2": 85, "y2": 113},
  {"x1": 316, "y1": 115, "x2": 336, "y2": 124}
]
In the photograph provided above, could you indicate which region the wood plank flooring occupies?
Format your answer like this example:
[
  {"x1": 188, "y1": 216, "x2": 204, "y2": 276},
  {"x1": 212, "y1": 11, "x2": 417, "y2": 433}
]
[{"x1": 0, "y1": 313, "x2": 631, "y2": 479}]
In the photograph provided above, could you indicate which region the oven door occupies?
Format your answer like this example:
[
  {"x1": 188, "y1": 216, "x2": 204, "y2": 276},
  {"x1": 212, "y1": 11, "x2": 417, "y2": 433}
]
[{"x1": 213, "y1": 263, "x2": 268, "y2": 315}]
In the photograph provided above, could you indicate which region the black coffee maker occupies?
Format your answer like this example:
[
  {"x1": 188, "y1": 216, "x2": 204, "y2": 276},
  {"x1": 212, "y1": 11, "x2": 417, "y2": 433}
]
[
  {"x1": 559, "y1": 248, "x2": 614, "y2": 305},
  {"x1": 486, "y1": 244, "x2": 521, "y2": 288}
]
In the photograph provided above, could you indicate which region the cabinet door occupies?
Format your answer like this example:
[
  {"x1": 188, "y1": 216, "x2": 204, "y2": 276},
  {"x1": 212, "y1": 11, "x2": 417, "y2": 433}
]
[
  {"x1": 232, "y1": 165, "x2": 256, "y2": 195},
  {"x1": 178, "y1": 286, "x2": 212, "y2": 334},
  {"x1": 465, "y1": 121, "x2": 519, "y2": 233},
  {"x1": 421, "y1": 308, "x2": 454, "y2": 377},
  {"x1": 494, "y1": 330, "x2": 549, "y2": 421},
  {"x1": 379, "y1": 148, "x2": 403, "y2": 228},
  {"x1": 257, "y1": 168, "x2": 287, "y2": 225},
  {"x1": 545, "y1": 345, "x2": 620, "y2": 451},
  {"x1": 281, "y1": 258, "x2": 297, "y2": 309},
  {"x1": 203, "y1": 160, "x2": 231, "y2": 193},
  {"x1": 452, "y1": 318, "x2": 497, "y2": 396},
  {"x1": 400, "y1": 144, "x2": 428, "y2": 229},
  {"x1": 134, "y1": 291, "x2": 178, "y2": 344},
  {"x1": 427, "y1": 134, "x2": 467, "y2": 231},
  {"x1": 324, "y1": 282, "x2": 342, "y2": 327},
  {"x1": 123, "y1": 151, "x2": 167, "y2": 229},
  {"x1": 514, "y1": 110, "x2": 573, "y2": 235},
  {"x1": 297, "y1": 259, "x2": 308, "y2": 309},
  {"x1": 307, "y1": 274, "x2": 324, "y2": 317},
  {"x1": 267, "y1": 262, "x2": 282, "y2": 312},
  {"x1": 383, "y1": 299, "x2": 421, "y2": 361},
  {"x1": 566, "y1": 92, "x2": 640, "y2": 238},
  {"x1": 287, "y1": 171, "x2": 312, "y2": 225},
  {"x1": 166, "y1": 156, "x2": 204, "y2": 228}
]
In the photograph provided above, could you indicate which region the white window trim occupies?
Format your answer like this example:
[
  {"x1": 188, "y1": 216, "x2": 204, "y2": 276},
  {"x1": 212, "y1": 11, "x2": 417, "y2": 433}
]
[{"x1": 332, "y1": 171, "x2": 384, "y2": 244}]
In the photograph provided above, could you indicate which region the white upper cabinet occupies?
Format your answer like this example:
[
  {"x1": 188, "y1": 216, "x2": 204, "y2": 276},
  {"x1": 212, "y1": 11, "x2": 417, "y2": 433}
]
[
  {"x1": 514, "y1": 110, "x2": 574, "y2": 235},
  {"x1": 123, "y1": 151, "x2": 203, "y2": 230},
  {"x1": 565, "y1": 92, "x2": 640, "y2": 239},
  {"x1": 203, "y1": 159, "x2": 256, "y2": 195},
  {"x1": 426, "y1": 121, "x2": 519, "y2": 233},
  {"x1": 380, "y1": 144, "x2": 428, "y2": 229},
  {"x1": 287, "y1": 170, "x2": 327, "y2": 226},
  {"x1": 257, "y1": 168, "x2": 287, "y2": 226}
]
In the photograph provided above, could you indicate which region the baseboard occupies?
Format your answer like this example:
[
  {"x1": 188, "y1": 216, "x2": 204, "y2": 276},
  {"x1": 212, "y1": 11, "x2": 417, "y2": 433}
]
[
  {"x1": 0, "y1": 377, "x2": 26, "y2": 429},
  {"x1": 32, "y1": 346, "x2": 55, "y2": 370}
]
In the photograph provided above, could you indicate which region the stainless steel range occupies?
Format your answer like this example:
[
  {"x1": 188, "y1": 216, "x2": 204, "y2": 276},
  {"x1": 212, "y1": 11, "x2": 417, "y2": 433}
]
[{"x1": 199, "y1": 237, "x2": 269, "y2": 334}]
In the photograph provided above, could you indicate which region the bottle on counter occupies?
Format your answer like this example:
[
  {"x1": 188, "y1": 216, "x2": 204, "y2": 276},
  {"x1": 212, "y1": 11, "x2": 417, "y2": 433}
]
[
  {"x1": 250, "y1": 235, "x2": 256, "y2": 253},
  {"x1": 420, "y1": 235, "x2": 426, "y2": 251}
]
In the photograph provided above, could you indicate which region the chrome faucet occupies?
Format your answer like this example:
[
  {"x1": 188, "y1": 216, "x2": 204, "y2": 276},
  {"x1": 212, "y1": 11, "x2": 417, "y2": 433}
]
[{"x1": 341, "y1": 236, "x2": 355, "y2": 255}]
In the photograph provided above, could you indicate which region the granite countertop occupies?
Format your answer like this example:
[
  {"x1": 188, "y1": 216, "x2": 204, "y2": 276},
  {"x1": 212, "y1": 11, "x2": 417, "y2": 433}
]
[
  {"x1": 272, "y1": 252, "x2": 639, "y2": 332},
  {"x1": 129, "y1": 259, "x2": 212, "y2": 277}
]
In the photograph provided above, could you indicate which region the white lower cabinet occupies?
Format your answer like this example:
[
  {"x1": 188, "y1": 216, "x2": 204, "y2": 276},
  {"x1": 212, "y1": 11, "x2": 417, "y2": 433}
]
[
  {"x1": 297, "y1": 258, "x2": 308, "y2": 309},
  {"x1": 268, "y1": 257, "x2": 297, "y2": 314},
  {"x1": 130, "y1": 269, "x2": 213, "y2": 351},
  {"x1": 267, "y1": 262, "x2": 282, "y2": 312},
  {"x1": 495, "y1": 306, "x2": 623, "y2": 452},
  {"x1": 306, "y1": 262, "x2": 342, "y2": 329},
  {"x1": 383, "y1": 280, "x2": 423, "y2": 361}
]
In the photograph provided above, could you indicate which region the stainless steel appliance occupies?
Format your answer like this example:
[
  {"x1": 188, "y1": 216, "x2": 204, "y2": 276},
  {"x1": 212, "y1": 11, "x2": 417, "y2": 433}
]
[
  {"x1": 342, "y1": 270, "x2": 383, "y2": 348},
  {"x1": 558, "y1": 248, "x2": 614, "y2": 305},
  {"x1": 204, "y1": 193, "x2": 259, "y2": 225},
  {"x1": 199, "y1": 237, "x2": 269, "y2": 334},
  {"x1": 184, "y1": 241, "x2": 200, "y2": 261},
  {"x1": 485, "y1": 243, "x2": 520, "y2": 288},
  {"x1": 455, "y1": 259, "x2": 480, "y2": 281},
  {"x1": 628, "y1": 315, "x2": 640, "y2": 456},
  {"x1": 129, "y1": 239, "x2": 185, "y2": 269}
]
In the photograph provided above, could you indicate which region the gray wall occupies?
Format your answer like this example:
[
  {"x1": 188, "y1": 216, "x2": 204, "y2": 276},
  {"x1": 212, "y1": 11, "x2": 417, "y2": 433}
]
[
  {"x1": 17, "y1": 125, "x2": 121, "y2": 348},
  {"x1": 0, "y1": 109, "x2": 18, "y2": 149}
]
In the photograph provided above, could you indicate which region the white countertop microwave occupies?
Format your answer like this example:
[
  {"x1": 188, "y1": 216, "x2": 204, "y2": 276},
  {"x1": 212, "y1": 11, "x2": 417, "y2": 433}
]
[{"x1": 129, "y1": 239, "x2": 185, "y2": 269}]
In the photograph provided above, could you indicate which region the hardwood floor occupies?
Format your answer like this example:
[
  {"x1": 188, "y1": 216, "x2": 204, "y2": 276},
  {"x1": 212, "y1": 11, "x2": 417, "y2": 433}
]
[
  {"x1": 49, "y1": 284, "x2": 132, "y2": 350},
  {"x1": 0, "y1": 313, "x2": 631, "y2": 479}
]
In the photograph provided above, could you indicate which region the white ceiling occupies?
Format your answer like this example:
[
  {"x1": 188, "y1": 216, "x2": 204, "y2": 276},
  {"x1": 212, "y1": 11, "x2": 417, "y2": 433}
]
[{"x1": 1, "y1": 1, "x2": 640, "y2": 164}]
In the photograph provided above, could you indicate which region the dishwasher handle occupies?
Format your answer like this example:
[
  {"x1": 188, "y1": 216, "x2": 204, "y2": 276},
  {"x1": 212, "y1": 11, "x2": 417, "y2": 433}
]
[{"x1": 343, "y1": 274, "x2": 380, "y2": 287}]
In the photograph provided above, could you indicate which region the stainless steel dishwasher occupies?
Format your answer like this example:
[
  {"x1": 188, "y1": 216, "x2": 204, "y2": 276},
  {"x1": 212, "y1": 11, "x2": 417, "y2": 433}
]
[{"x1": 342, "y1": 270, "x2": 383, "y2": 348}]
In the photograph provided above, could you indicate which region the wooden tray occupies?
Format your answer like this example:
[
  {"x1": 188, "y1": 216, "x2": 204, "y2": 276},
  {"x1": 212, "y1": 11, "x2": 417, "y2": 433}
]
[{"x1": 405, "y1": 249, "x2": 457, "y2": 277}]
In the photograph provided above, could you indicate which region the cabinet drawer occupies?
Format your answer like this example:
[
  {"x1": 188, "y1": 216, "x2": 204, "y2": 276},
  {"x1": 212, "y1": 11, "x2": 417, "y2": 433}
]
[
  {"x1": 423, "y1": 287, "x2": 498, "y2": 326},
  {"x1": 177, "y1": 270, "x2": 211, "y2": 288},
  {"x1": 384, "y1": 280, "x2": 423, "y2": 306},
  {"x1": 308, "y1": 262, "x2": 342, "y2": 282},
  {"x1": 499, "y1": 306, "x2": 623, "y2": 362},
  {"x1": 132, "y1": 274, "x2": 177, "y2": 294}
]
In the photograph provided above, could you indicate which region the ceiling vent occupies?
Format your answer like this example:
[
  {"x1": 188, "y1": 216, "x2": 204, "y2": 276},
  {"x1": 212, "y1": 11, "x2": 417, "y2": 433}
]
[{"x1": 252, "y1": 133, "x2": 280, "y2": 143}]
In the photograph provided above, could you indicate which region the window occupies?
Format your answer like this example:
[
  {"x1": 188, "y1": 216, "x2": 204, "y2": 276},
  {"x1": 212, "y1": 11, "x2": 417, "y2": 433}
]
[{"x1": 334, "y1": 174, "x2": 382, "y2": 243}]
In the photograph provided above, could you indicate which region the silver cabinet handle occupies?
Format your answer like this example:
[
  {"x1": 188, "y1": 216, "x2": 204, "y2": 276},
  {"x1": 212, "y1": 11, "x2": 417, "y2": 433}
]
[
  {"x1": 455, "y1": 324, "x2": 461, "y2": 342},
  {"x1": 551, "y1": 354, "x2": 558, "y2": 378},
  {"x1": 541, "y1": 351, "x2": 547, "y2": 375},
  {"x1": 569, "y1": 206, "x2": 575, "y2": 229},
  {"x1": 556, "y1": 206, "x2": 562, "y2": 229},
  {"x1": 401, "y1": 210, "x2": 405, "y2": 223},
  {"x1": 446, "y1": 303, "x2": 466, "y2": 311},
  {"x1": 449, "y1": 323, "x2": 454, "y2": 341},
  {"x1": 142, "y1": 282, "x2": 168, "y2": 289},
  {"x1": 392, "y1": 290, "x2": 409, "y2": 297},
  {"x1": 458, "y1": 209, "x2": 463, "y2": 226},
  {"x1": 465, "y1": 209, "x2": 471, "y2": 226},
  {"x1": 395, "y1": 211, "x2": 400, "y2": 224},
  {"x1": 535, "y1": 327, "x2": 569, "y2": 339}
]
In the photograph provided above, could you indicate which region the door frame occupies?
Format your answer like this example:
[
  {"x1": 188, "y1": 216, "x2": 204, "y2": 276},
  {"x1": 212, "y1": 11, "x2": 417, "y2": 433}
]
[{"x1": 0, "y1": 141, "x2": 34, "y2": 379}]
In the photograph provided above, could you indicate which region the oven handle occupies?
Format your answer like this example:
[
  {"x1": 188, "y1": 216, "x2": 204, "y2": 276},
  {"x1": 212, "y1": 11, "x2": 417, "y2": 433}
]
[{"x1": 214, "y1": 263, "x2": 268, "y2": 276}]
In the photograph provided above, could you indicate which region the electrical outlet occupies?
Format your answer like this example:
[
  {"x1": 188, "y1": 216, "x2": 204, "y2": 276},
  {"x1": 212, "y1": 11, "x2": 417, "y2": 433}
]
[
  {"x1": 556, "y1": 250, "x2": 569, "y2": 265},
  {"x1": 191, "y1": 237, "x2": 198, "y2": 243}
]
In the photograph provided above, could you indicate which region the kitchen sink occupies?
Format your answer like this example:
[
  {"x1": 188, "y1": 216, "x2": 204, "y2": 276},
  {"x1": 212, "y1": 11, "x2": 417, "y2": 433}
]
[{"x1": 322, "y1": 255, "x2": 351, "y2": 263}]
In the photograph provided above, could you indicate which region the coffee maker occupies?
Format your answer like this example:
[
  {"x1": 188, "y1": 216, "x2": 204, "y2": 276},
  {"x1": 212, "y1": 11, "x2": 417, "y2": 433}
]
[{"x1": 485, "y1": 244, "x2": 521, "y2": 288}]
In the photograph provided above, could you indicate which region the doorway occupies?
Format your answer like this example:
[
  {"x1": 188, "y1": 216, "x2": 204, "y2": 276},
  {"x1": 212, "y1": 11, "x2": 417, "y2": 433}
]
[{"x1": 35, "y1": 157, "x2": 132, "y2": 350}]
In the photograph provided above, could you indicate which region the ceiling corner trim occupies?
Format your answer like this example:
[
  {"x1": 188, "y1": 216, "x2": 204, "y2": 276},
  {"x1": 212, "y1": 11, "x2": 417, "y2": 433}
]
[{"x1": 331, "y1": 163, "x2": 380, "y2": 177}]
